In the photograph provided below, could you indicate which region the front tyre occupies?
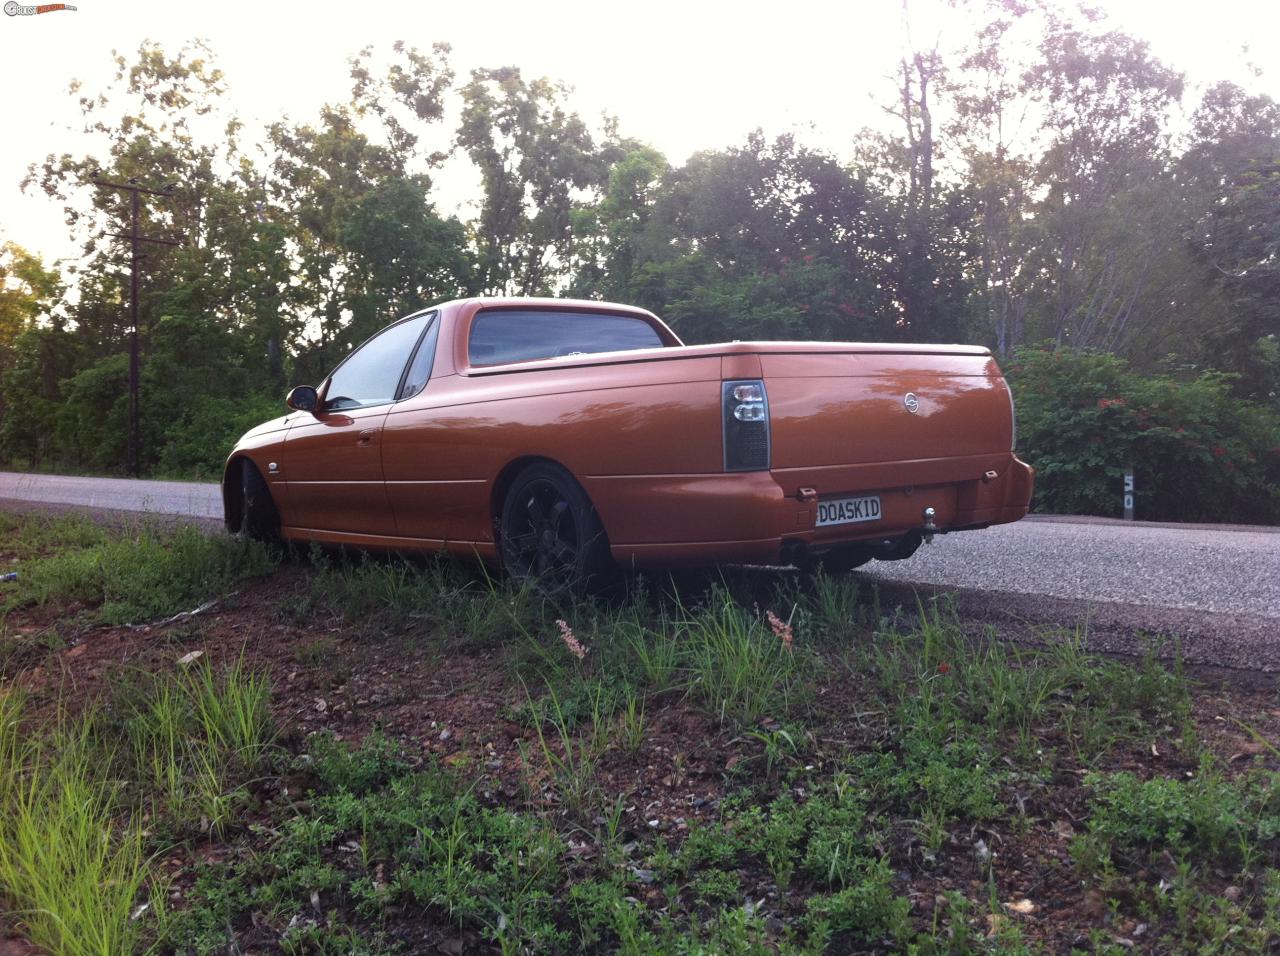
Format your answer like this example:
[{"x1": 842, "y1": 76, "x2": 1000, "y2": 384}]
[
  {"x1": 239, "y1": 459, "x2": 280, "y2": 542},
  {"x1": 498, "y1": 463, "x2": 612, "y2": 595}
]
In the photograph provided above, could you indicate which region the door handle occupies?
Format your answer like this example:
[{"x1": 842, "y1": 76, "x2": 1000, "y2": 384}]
[{"x1": 357, "y1": 428, "x2": 376, "y2": 446}]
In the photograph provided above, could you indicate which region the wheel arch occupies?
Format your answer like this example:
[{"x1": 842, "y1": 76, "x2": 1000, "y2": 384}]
[
  {"x1": 489, "y1": 456, "x2": 609, "y2": 553},
  {"x1": 221, "y1": 455, "x2": 248, "y2": 532},
  {"x1": 222, "y1": 455, "x2": 275, "y2": 534}
]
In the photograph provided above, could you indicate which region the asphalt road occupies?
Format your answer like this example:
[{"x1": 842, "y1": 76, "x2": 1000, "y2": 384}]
[
  {"x1": 867, "y1": 516, "x2": 1280, "y2": 619},
  {"x1": 2, "y1": 470, "x2": 1277, "y2": 671},
  {"x1": 0, "y1": 471, "x2": 223, "y2": 520}
]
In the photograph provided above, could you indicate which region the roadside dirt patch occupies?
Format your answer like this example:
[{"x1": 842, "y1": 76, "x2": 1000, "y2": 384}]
[{"x1": 6, "y1": 560, "x2": 1280, "y2": 953}]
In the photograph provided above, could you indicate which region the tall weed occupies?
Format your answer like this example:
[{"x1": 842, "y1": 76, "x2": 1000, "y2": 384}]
[{"x1": 682, "y1": 587, "x2": 810, "y2": 727}]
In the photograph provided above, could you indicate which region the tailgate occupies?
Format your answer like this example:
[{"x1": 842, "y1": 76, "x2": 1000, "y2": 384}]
[{"x1": 763, "y1": 350, "x2": 1014, "y2": 495}]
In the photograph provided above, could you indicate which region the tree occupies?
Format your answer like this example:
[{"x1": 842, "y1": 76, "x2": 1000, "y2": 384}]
[
  {"x1": 0, "y1": 243, "x2": 64, "y2": 464},
  {"x1": 457, "y1": 67, "x2": 605, "y2": 295},
  {"x1": 1181, "y1": 82, "x2": 1280, "y2": 403},
  {"x1": 619, "y1": 133, "x2": 899, "y2": 343},
  {"x1": 567, "y1": 138, "x2": 669, "y2": 300},
  {"x1": 0, "y1": 243, "x2": 62, "y2": 355},
  {"x1": 271, "y1": 42, "x2": 466, "y2": 377}
]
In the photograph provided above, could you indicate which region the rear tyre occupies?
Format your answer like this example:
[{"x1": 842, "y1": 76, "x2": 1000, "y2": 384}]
[
  {"x1": 499, "y1": 463, "x2": 612, "y2": 595},
  {"x1": 239, "y1": 460, "x2": 280, "y2": 542}
]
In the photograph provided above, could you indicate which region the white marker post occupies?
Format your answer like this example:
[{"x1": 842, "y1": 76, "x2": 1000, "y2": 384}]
[{"x1": 1123, "y1": 468, "x2": 1135, "y2": 521}]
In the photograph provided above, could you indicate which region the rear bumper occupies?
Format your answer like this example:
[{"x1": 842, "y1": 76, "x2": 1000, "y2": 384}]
[{"x1": 586, "y1": 453, "x2": 1035, "y2": 568}]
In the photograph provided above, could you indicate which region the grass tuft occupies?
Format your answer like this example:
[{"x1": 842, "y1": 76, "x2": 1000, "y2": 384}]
[{"x1": 0, "y1": 702, "x2": 149, "y2": 956}]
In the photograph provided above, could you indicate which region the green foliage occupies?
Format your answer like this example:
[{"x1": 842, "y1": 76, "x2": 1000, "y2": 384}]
[
  {"x1": 306, "y1": 728, "x2": 408, "y2": 795},
  {"x1": 681, "y1": 586, "x2": 812, "y2": 727},
  {"x1": 1079, "y1": 765, "x2": 1280, "y2": 867},
  {"x1": 1009, "y1": 346, "x2": 1280, "y2": 522},
  {"x1": 803, "y1": 856, "x2": 912, "y2": 945},
  {"x1": 154, "y1": 391, "x2": 282, "y2": 478},
  {"x1": 6, "y1": 521, "x2": 277, "y2": 624},
  {"x1": 0, "y1": 697, "x2": 149, "y2": 956},
  {"x1": 254, "y1": 756, "x2": 566, "y2": 950}
]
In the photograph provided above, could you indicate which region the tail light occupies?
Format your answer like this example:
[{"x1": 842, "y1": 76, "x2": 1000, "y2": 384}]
[{"x1": 723, "y1": 379, "x2": 771, "y2": 471}]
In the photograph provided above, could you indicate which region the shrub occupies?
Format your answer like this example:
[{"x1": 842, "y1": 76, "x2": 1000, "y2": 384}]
[
  {"x1": 1007, "y1": 346, "x2": 1280, "y2": 522},
  {"x1": 803, "y1": 856, "x2": 911, "y2": 944},
  {"x1": 1080, "y1": 765, "x2": 1280, "y2": 866},
  {"x1": 155, "y1": 391, "x2": 284, "y2": 479}
]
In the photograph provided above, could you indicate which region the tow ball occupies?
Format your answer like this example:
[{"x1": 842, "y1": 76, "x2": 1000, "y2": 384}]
[{"x1": 922, "y1": 506, "x2": 938, "y2": 544}]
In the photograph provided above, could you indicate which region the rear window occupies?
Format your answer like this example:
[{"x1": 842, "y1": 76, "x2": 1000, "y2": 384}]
[{"x1": 469, "y1": 309, "x2": 664, "y2": 366}]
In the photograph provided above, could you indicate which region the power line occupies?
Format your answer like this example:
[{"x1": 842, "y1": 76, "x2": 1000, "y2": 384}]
[{"x1": 89, "y1": 173, "x2": 183, "y2": 477}]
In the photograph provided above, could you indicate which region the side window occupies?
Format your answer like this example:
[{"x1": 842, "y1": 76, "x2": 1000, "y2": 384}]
[
  {"x1": 398, "y1": 317, "x2": 440, "y2": 400},
  {"x1": 468, "y1": 309, "x2": 665, "y2": 366},
  {"x1": 324, "y1": 314, "x2": 429, "y2": 410}
]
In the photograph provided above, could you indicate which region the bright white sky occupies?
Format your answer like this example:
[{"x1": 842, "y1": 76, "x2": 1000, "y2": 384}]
[{"x1": 2, "y1": 0, "x2": 1279, "y2": 266}]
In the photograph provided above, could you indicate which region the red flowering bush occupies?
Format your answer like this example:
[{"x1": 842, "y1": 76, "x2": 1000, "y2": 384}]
[{"x1": 1006, "y1": 347, "x2": 1280, "y2": 523}]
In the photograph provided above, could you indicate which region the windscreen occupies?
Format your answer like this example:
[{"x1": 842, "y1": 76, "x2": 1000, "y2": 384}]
[{"x1": 469, "y1": 309, "x2": 664, "y2": 366}]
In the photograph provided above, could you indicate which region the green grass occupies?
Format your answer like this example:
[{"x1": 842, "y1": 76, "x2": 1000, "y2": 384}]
[
  {"x1": 680, "y1": 586, "x2": 812, "y2": 727},
  {"x1": 0, "y1": 649, "x2": 280, "y2": 956},
  {"x1": 115, "y1": 654, "x2": 275, "y2": 835},
  {"x1": 2, "y1": 520, "x2": 277, "y2": 625},
  {"x1": 0, "y1": 696, "x2": 150, "y2": 956},
  {"x1": 281, "y1": 549, "x2": 545, "y2": 645},
  {"x1": 3, "y1": 517, "x2": 1278, "y2": 954},
  {"x1": 0, "y1": 511, "x2": 111, "y2": 561}
]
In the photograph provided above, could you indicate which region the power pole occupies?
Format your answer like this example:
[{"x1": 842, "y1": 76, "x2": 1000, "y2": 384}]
[{"x1": 90, "y1": 174, "x2": 182, "y2": 476}]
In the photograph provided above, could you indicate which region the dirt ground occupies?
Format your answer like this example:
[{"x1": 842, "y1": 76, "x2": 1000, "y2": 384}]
[{"x1": 5, "y1": 557, "x2": 1280, "y2": 954}]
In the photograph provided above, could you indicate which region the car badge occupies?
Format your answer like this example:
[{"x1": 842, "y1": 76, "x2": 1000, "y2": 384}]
[{"x1": 904, "y1": 392, "x2": 920, "y2": 414}]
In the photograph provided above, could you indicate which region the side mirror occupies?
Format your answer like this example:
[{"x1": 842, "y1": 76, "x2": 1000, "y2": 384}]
[{"x1": 286, "y1": 385, "x2": 319, "y2": 414}]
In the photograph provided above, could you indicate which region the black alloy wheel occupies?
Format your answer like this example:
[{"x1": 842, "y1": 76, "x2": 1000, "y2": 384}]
[{"x1": 499, "y1": 463, "x2": 611, "y2": 595}]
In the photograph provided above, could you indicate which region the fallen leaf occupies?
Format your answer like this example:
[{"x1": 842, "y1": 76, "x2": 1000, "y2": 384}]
[{"x1": 177, "y1": 649, "x2": 204, "y2": 666}]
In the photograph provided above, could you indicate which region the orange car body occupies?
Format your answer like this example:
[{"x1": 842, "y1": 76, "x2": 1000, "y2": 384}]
[{"x1": 223, "y1": 297, "x2": 1033, "y2": 568}]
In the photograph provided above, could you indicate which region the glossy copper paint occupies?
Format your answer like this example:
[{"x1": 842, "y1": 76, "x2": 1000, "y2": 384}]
[{"x1": 224, "y1": 297, "x2": 1034, "y2": 567}]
